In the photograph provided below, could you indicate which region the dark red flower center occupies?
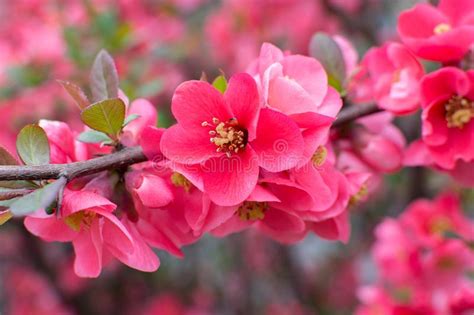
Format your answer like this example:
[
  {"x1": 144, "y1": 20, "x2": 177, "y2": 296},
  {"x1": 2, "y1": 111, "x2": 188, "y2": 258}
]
[
  {"x1": 444, "y1": 95, "x2": 474, "y2": 129},
  {"x1": 202, "y1": 117, "x2": 248, "y2": 157}
]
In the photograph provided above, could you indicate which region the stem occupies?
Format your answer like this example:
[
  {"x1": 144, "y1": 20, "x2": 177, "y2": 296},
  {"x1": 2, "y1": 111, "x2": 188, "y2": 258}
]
[
  {"x1": 0, "y1": 104, "x2": 379, "y2": 182},
  {"x1": 333, "y1": 103, "x2": 381, "y2": 127},
  {"x1": 0, "y1": 146, "x2": 147, "y2": 181}
]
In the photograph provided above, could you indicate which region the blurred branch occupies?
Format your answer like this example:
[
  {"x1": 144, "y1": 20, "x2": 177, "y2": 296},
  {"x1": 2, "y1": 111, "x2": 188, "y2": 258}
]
[{"x1": 333, "y1": 103, "x2": 381, "y2": 127}]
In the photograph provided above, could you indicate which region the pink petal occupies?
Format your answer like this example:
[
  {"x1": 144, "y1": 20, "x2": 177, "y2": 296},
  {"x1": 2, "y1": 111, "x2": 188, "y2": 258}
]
[
  {"x1": 140, "y1": 126, "x2": 164, "y2": 161},
  {"x1": 420, "y1": 67, "x2": 470, "y2": 108},
  {"x1": 134, "y1": 174, "x2": 174, "y2": 208},
  {"x1": 311, "y1": 212, "x2": 351, "y2": 243},
  {"x1": 160, "y1": 124, "x2": 219, "y2": 164},
  {"x1": 259, "y1": 208, "x2": 306, "y2": 244},
  {"x1": 72, "y1": 220, "x2": 103, "y2": 278},
  {"x1": 122, "y1": 98, "x2": 158, "y2": 146},
  {"x1": 398, "y1": 4, "x2": 448, "y2": 39},
  {"x1": 280, "y1": 55, "x2": 328, "y2": 107},
  {"x1": 99, "y1": 209, "x2": 134, "y2": 255},
  {"x1": 211, "y1": 214, "x2": 252, "y2": 237},
  {"x1": 202, "y1": 148, "x2": 259, "y2": 206},
  {"x1": 24, "y1": 216, "x2": 77, "y2": 242},
  {"x1": 111, "y1": 219, "x2": 160, "y2": 272},
  {"x1": 62, "y1": 190, "x2": 116, "y2": 217},
  {"x1": 258, "y1": 42, "x2": 285, "y2": 78},
  {"x1": 171, "y1": 80, "x2": 232, "y2": 129},
  {"x1": 224, "y1": 73, "x2": 260, "y2": 141},
  {"x1": 251, "y1": 108, "x2": 304, "y2": 171}
]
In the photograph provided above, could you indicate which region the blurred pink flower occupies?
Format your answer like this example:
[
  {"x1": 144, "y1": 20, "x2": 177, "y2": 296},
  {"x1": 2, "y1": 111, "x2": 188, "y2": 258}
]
[{"x1": 398, "y1": 0, "x2": 474, "y2": 62}]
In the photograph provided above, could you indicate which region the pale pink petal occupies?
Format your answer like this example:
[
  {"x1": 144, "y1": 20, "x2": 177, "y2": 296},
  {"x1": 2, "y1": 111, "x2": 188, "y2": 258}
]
[{"x1": 134, "y1": 174, "x2": 174, "y2": 208}]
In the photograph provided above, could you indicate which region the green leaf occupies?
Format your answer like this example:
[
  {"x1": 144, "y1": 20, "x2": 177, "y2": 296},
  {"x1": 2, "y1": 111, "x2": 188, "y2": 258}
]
[
  {"x1": 123, "y1": 114, "x2": 141, "y2": 127},
  {"x1": 57, "y1": 80, "x2": 90, "y2": 109},
  {"x1": 8, "y1": 177, "x2": 67, "y2": 216},
  {"x1": 0, "y1": 146, "x2": 18, "y2": 165},
  {"x1": 90, "y1": 50, "x2": 119, "y2": 102},
  {"x1": 77, "y1": 130, "x2": 112, "y2": 144},
  {"x1": 16, "y1": 125, "x2": 50, "y2": 166},
  {"x1": 309, "y1": 32, "x2": 347, "y2": 93},
  {"x1": 212, "y1": 75, "x2": 228, "y2": 93},
  {"x1": 81, "y1": 98, "x2": 126, "y2": 137}
]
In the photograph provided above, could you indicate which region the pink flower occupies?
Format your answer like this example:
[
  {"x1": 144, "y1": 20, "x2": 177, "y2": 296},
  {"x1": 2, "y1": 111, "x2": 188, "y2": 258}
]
[
  {"x1": 160, "y1": 73, "x2": 304, "y2": 206},
  {"x1": 400, "y1": 193, "x2": 474, "y2": 246},
  {"x1": 398, "y1": 0, "x2": 474, "y2": 62},
  {"x1": 39, "y1": 120, "x2": 88, "y2": 163},
  {"x1": 349, "y1": 42, "x2": 424, "y2": 115},
  {"x1": 24, "y1": 189, "x2": 158, "y2": 277},
  {"x1": 211, "y1": 185, "x2": 307, "y2": 244},
  {"x1": 418, "y1": 67, "x2": 474, "y2": 169},
  {"x1": 248, "y1": 43, "x2": 341, "y2": 165}
]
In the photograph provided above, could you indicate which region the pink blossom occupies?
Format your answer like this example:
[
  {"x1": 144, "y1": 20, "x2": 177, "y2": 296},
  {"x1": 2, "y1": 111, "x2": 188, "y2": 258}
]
[
  {"x1": 24, "y1": 189, "x2": 158, "y2": 277},
  {"x1": 349, "y1": 42, "x2": 424, "y2": 115},
  {"x1": 160, "y1": 73, "x2": 305, "y2": 206},
  {"x1": 248, "y1": 43, "x2": 341, "y2": 165},
  {"x1": 398, "y1": 0, "x2": 474, "y2": 62},
  {"x1": 418, "y1": 67, "x2": 474, "y2": 169}
]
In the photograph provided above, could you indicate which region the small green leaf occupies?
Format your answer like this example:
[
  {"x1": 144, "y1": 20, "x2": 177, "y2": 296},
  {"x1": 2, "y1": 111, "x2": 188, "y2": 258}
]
[
  {"x1": 90, "y1": 50, "x2": 119, "y2": 102},
  {"x1": 57, "y1": 80, "x2": 90, "y2": 109},
  {"x1": 309, "y1": 32, "x2": 347, "y2": 93},
  {"x1": 212, "y1": 75, "x2": 228, "y2": 93},
  {"x1": 9, "y1": 177, "x2": 67, "y2": 216},
  {"x1": 123, "y1": 114, "x2": 141, "y2": 127},
  {"x1": 16, "y1": 125, "x2": 50, "y2": 166},
  {"x1": 81, "y1": 98, "x2": 126, "y2": 137},
  {"x1": 77, "y1": 130, "x2": 112, "y2": 144}
]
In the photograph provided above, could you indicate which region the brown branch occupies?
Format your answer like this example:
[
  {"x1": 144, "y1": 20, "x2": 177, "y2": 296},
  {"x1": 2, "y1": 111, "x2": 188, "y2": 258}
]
[
  {"x1": 333, "y1": 103, "x2": 381, "y2": 128},
  {"x1": 0, "y1": 146, "x2": 147, "y2": 181}
]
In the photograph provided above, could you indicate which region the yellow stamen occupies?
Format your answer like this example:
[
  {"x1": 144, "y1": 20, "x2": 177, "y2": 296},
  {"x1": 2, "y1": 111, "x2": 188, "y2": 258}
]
[
  {"x1": 311, "y1": 146, "x2": 328, "y2": 166},
  {"x1": 434, "y1": 23, "x2": 451, "y2": 35},
  {"x1": 349, "y1": 184, "x2": 369, "y2": 206},
  {"x1": 170, "y1": 172, "x2": 192, "y2": 192},
  {"x1": 445, "y1": 95, "x2": 474, "y2": 128},
  {"x1": 202, "y1": 117, "x2": 247, "y2": 156},
  {"x1": 237, "y1": 201, "x2": 268, "y2": 221},
  {"x1": 65, "y1": 211, "x2": 97, "y2": 232}
]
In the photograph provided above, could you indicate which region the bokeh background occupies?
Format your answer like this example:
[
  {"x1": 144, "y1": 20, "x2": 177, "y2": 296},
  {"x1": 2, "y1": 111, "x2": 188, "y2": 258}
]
[{"x1": 1, "y1": 0, "x2": 472, "y2": 314}]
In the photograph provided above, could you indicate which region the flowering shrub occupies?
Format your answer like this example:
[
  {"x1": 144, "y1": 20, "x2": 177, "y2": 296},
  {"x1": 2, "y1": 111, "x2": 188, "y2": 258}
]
[{"x1": 0, "y1": 0, "x2": 473, "y2": 314}]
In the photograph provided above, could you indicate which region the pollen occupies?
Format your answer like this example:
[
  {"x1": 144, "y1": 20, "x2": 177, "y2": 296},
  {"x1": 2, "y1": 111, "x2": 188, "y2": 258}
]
[
  {"x1": 349, "y1": 184, "x2": 369, "y2": 206},
  {"x1": 445, "y1": 95, "x2": 474, "y2": 128},
  {"x1": 237, "y1": 201, "x2": 268, "y2": 221},
  {"x1": 430, "y1": 217, "x2": 452, "y2": 236},
  {"x1": 202, "y1": 117, "x2": 248, "y2": 157},
  {"x1": 171, "y1": 172, "x2": 192, "y2": 192},
  {"x1": 65, "y1": 211, "x2": 97, "y2": 232},
  {"x1": 311, "y1": 146, "x2": 328, "y2": 166},
  {"x1": 434, "y1": 23, "x2": 451, "y2": 35}
]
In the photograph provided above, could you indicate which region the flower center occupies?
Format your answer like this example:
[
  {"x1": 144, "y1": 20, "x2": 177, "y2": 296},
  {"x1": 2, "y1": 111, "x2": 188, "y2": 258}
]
[
  {"x1": 171, "y1": 172, "x2": 192, "y2": 192},
  {"x1": 237, "y1": 201, "x2": 268, "y2": 221},
  {"x1": 445, "y1": 95, "x2": 474, "y2": 128},
  {"x1": 65, "y1": 211, "x2": 97, "y2": 232},
  {"x1": 430, "y1": 217, "x2": 452, "y2": 236},
  {"x1": 311, "y1": 146, "x2": 328, "y2": 166},
  {"x1": 434, "y1": 23, "x2": 451, "y2": 35},
  {"x1": 202, "y1": 117, "x2": 248, "y2": 157}
]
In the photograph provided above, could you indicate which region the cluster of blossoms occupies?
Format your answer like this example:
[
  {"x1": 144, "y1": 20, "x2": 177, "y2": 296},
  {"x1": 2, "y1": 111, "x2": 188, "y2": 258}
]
[
  {"x1": 356, "y1": 193, "x2": 474, "y2": 314},
  {"x1": 0, "y1": 4, "x2": 471, "y2": 314},
  {"x1": 17, "y1": 40, "x2": 358, "y2": 277}
]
